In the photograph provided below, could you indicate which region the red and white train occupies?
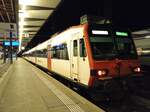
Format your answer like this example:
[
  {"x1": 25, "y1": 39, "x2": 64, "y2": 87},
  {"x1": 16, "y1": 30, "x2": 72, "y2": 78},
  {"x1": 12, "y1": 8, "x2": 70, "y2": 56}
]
[{"x1": 23, "y1": 23, "x2": 142, "y2": 94}]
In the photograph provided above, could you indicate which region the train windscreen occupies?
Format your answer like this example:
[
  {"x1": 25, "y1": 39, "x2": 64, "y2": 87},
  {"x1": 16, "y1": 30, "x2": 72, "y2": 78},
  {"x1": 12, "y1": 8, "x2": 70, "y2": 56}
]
[
  {"x1": 89, "y1": 32, "x2": 137, "y2": 60},
  {"x1": 90, "y1": 36, "x2": 116, "y2": 60},
  {"x1": 115, "y1": 37, "x2": 137, "y2": 59}
]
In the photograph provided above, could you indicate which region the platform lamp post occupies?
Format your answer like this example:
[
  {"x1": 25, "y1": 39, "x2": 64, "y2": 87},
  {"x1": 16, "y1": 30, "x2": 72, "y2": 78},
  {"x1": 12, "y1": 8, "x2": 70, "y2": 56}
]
[{"x1": 9, "y1": 24, "x2": 14, "y2": 64}]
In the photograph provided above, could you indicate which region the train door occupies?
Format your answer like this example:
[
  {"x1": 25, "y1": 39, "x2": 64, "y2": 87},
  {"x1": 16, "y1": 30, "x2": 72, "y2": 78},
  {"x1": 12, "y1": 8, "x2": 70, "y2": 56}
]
[
  {"x1": 47, "y1": 45, "x2": 51, "y2": 70},
  {"x1": 78, "y1": 38, "x2": 90, "y2": 85},
  {"x1": 70, "y1": 39, "x2": 79, "y2": 81}
]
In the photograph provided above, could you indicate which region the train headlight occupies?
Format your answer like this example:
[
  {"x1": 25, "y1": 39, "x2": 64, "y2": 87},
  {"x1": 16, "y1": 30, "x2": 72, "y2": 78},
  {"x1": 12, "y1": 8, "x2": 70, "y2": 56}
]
[
  {"x1": 90, "y1": 69, "x2": 108, "y2": 77},
  {"x1": 133, "y1": 67, "x2": 141, "y2": 73},
  {"x1": 97, "y1": 69, "x2": 107, "y2": 77}
]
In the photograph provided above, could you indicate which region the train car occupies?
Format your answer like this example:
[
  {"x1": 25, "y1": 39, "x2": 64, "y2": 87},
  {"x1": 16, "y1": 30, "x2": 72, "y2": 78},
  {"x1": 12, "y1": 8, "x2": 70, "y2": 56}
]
[{"x1": 23, "y1": 21, "x2": 142, "y2": 99}]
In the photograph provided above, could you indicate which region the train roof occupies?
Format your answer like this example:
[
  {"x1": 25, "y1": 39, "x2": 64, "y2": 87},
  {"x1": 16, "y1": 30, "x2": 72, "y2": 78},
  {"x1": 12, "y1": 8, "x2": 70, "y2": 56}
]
[{"x1": 50, "y1": 24, "x2": 86, "y2": 38}]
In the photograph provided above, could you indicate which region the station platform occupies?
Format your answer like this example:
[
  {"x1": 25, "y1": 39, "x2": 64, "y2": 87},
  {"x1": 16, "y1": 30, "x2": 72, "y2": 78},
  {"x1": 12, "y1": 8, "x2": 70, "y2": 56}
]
[{"x1": 0, "y1": 58, "x2": 104, "y2": 112}]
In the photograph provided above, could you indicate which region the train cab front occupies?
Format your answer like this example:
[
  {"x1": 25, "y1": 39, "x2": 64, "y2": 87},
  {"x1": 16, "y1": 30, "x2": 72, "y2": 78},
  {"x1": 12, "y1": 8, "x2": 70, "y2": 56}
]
[{"x1": 85, "y1": 24, "x2": 143, "y2": 93}]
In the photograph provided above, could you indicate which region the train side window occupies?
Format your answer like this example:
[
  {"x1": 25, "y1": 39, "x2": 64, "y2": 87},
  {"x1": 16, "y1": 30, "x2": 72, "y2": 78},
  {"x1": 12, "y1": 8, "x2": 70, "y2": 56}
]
[
  {"x1": 36, "y1": 50, "x2": 42, "y2": 57},
  {"x1": 51, "y1": 44, "x2": 69, "y2": 60},
  {"x1": 63, "y1": 44, "x2": 69, "y2": 60},
  {"x1": 32, "y1": 51, "x2": 36, "y2": 57},
  {"x1": 43, "y1": 49, "x2": 47, "y2": 57},
  {"x1": 51, "y1": 47, "x2": 56, "y2": 58},
  {"x1": 34, "y1": 51, "x2": 37, "y2": 57},
  {"x1": 73, "y1": 40, "x2": 78, "y2": 56},
  {"x1": 56, "y1": 46, "x2": 61, "y2": 59},
  {"x1": 80, "y1": 39, "x2": 86, "y2": 57}
]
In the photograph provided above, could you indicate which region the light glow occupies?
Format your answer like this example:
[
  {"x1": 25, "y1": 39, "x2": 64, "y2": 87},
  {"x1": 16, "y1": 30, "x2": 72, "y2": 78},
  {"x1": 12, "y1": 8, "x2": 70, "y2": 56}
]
[
  {"x1": 97, "y1": 70, "x2": 107, "y2": 76},
  {"x1": 21, "y1": 47, "x2": 25, "y2": 50},
  {"x1": 145, "y1": 36, "x2": 150, "y2": 39},
  {"x1": 4, "y1": 41, "x2": 19, "y2": 46},
  {"x1": 19, "y1": 4, "x2": 26, "y2": 51},
  {"x1": 19, "y1": 12, "x2": 28, "y2": 18},
  {"x1": 116, "y1": 32, "x2": 128, "y2": 36},
  {"x1": 92, "y1": 30, "x2": 108, "y2": 35},
  {"x1": 19, "y1": 0, "x2": 37, "y2": 5},
  {"x1": 133, "y1": 67, "x2": 141, "y2": 73}
]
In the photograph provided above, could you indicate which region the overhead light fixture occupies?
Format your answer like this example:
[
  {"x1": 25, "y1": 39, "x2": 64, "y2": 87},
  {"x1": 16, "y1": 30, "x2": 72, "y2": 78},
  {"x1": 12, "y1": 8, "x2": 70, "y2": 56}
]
[
  {"x1": 19, "y1": 2, "x2": 26, "y2": 51},
  {"x1": 145, "y1": 36, "x2": 150, "y2": 39},
  {"x1": 21, "y1": 46, "x2": 25, "y2": 50},
  {"x1": 19, "y1": 0, "x2": 35, "y2": 5}
]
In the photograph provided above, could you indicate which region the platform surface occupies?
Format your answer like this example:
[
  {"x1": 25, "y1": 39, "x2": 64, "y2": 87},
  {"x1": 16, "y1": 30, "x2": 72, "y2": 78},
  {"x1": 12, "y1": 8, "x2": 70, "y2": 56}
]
[{"x1": 0, "y1": 58, "x2": 104, "y2": 112}]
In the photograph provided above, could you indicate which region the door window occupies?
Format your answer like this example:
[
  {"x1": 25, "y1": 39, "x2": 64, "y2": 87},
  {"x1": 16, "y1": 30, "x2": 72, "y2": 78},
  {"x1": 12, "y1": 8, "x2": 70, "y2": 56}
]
[
  {"x1": 80, "y1": 39, "x2": 86, "y2": 57},
  {"x1": 73, "y1": 40, "x2": 78, "y2": 56}
]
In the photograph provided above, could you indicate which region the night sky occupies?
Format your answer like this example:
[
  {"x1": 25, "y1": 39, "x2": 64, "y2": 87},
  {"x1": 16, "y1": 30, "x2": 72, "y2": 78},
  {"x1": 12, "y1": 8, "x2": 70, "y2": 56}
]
[{"x1": 26, "y1": 0, "x2": 150, "y2": 50}]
